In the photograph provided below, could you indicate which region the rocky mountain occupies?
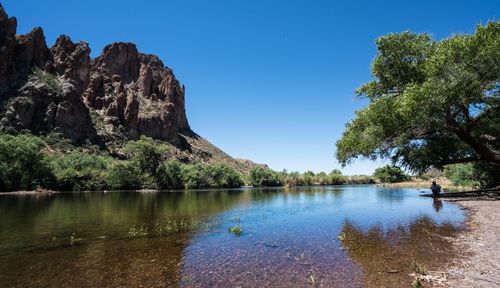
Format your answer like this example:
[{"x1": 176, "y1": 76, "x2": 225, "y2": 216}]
[{"x1": 0, "y1": 4, "x2": 260, "y2": 173}]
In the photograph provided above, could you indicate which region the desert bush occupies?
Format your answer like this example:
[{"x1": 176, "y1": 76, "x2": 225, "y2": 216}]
[
  {"x1": 108, "y1": 161, "x2": 143, "y2": 190},
  {"x1": 49, "y1": 151, "x2": 112, "y2": 191},
  {"x1": 0, "y1": 133, "x2": 55, "y2": 191},
  {"x1": 178, "y1": 163, "x2": 244, "y2": 189},
  {"x1": 156, "y1": 160, "x2": 183, "y2": 189},
  {"x1": 122, "y1": 136, "x2": 169, "y2": 176},
  {"x1": 248, "y1": 167, "x2": 282, "y2": 187}
]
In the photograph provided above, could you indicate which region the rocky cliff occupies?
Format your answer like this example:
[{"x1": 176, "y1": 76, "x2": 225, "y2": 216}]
[
  {"x1": 0, "y1": 4, "x2": 188, "y2": 145},
  {"x1": 0, "y1": 4, "x2": 260, "y2": 173}
]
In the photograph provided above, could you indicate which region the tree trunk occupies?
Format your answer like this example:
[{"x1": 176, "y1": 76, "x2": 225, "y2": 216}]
[{"x1": 454, "y1": 127, "x2": 500, "y2": 166}]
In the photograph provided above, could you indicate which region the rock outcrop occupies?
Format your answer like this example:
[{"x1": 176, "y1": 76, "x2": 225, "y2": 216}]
[
  {"x1": 0, "y1": 4, "x2": 96, "y2": 143},
  {"x1": 83, "y1": 42, "x2": 189, "y2": 143},
  {"x1": 0, "y1": 4, "x2": 189, "y2": 145}
]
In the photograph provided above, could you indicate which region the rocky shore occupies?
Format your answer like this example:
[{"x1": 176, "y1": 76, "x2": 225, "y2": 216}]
[{"x1": 438, "y1": 200, "x2": 500, "y2": 287}]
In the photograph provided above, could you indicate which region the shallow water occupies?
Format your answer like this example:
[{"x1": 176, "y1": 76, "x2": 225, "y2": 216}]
[{"x1": 0, "y1": 186, "x2": 465, "y2": 287}]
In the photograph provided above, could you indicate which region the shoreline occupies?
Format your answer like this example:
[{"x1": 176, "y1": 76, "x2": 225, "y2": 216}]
[
  {"x1": 0, "y1": 183, "x2": 379, "y2": 195},
  {"x1": 436, "y1": 199, "x2": 500, "y2": 287}
]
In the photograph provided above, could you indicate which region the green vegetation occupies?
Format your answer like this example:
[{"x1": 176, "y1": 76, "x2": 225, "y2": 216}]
[
  {"x1": 128, "y1": 219, "x2": 206, "y2": 238},
  {"x1": 50, "y1": 151, "x2": 112, "y2": 191},
  {"x1": 123, "y1": 136, "x2": 170, "y2": 176},
  {"x1": 29, "y1": 68, "x2": 63, "y2": 96},
  {"x1": 444, "y1": 162, "x2": 499, "y2": 188},
  {"x1": 373, "y1": 165, "x2": 410, "y2": 183},
  {"x1": 181, "y1": 163, "x2": 244, "y2": 189},
  {"x1": 156, "y1": 160, "x2": 183, "y2": 188},
  {"x1": 336, "y1": 22, "x2": 500, "y2": 188},
  {"x1": 0, "y1": 130, "x2": 483, "y2": 191},
  {"x1": 345, "y1": 175, "x2": 376, "y2": 184},
  {"x1": 0, "y1": 133, "x2": 245, "y2": 192},
  {"x1": 277, "y1": 169, "x2": 375, "y2": 186},
  {"x1": 108, "y1": 161, "x2": 143, "y2": 190},
  {"x1": 229, "y1": 225, "x2": 242, "y2": 236},
  {"x1": 69, "y1": 233, "x2": 83, "y2": 245},
  {"x1": 412, "y1": 278, "x2": 423, "y2": 288},
  {"x1": 0, "y1": 133, "x2": 54, "y2": 191},
  {"x1": 410, "y1": 260, "x2": 427, "y2": 275},
  {"x1": 248, "y1": 167, "x2": 282, "y2": 187}
]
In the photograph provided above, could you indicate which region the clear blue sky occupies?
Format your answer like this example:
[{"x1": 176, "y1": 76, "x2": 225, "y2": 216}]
[{"x1": 4, "y1": 0, "x2": 498, "y2": 174}]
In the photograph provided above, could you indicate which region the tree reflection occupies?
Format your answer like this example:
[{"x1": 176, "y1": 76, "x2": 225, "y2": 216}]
[{"x1": 339, "y1": 218, "x2": 460, "y2": 288}]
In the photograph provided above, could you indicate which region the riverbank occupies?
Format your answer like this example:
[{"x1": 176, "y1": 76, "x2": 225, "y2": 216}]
[
  {"x1": 377, "y1": 178, "x2": 471, "y2": 191},
  {"x1": 437, "y1": 200, "x2": 500, "y2": 287}
]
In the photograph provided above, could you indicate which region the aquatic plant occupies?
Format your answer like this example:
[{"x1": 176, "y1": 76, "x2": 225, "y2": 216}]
[
  {"x1": 337, "y1": 232, "x2": 346, "y2": 241},
  {"x1": 128, "y1": 219, "x2": 208, "y2": 238},
  {"x1": 412, "y1": 277, "x2": 423, "y2": 288},
  {"x1": 229, "y1": 225, "x2": 242, "y2": 236},
  {"x1": 308, "y1": 274, "x2": 318, "y2": 287},
  {"x1": 153, "y1": 219, "x2": 204, "y2": 235},
  {"x1": 128, "y1": 225, "x2": 149, "y2": 238},
  {"x1": 410, "y1": 260, "x2": 427, "y2": 275},
  {"x1": 69, "y1": 233, "x2": 83, "y2": 245}
]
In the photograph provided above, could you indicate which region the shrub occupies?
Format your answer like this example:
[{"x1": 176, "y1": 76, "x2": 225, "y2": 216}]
[
  {"x1": 49, "y1": 151, "x2": 112, "y2": 191},
  {"x1": 108, "y1": 161, "x2": 143, "y2": 190},
  {"x1": 181, "y1": 164, "x2": 210, "y2": 189},
  {"x1": 444, "y1": 162, "x2": 499, "y2": 188},
  {"x1": 156, "y1": 160, "x2": 183, "y2": 189},
  {"x1": 329, "y1": 170, "x2": 347, "y2": 185},
  {"x1": 0, "y1": 133, "x2": 55, "y2": 191},
  {"x1": 29, "y1": 68, "x2": 63, "y2": 96},
  {"x1": 248, "y1": 167, "x2": 282, "y2": 187},
  {"x1": 122, "y1": 136, "x2": 169, "y2": 176},
  {"x1": 373, "y1": 165, "x2": 409, "y2": 183},
  {"x1": 346, "y1": 175, "x2": 376, "y2": 184},
  {"x1": 204, "y1": 164, "x2": 244, "y2": 188},
  {"x1": 177, "y1": 163, "x2": 244, "y2": 189}
]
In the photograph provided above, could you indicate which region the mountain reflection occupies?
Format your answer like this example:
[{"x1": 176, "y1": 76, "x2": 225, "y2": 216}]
[{"x1": 0, "y1": 190, "x2": 250, "y2": 287}]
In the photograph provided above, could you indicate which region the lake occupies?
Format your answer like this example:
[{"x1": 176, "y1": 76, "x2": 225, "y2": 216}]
[{"x1": 0, "y1": 185, "x2": 465, "y2": 287}]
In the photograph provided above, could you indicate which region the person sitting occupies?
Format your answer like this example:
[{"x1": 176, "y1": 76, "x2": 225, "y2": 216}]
[{"x1": 430, "y1": 181, "x2": 441, "y2": 197}]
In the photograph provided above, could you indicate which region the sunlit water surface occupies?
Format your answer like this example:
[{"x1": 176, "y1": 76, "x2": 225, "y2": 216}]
[{"x1": 0, "y1": 186, "x2": 465, "y2": 287}]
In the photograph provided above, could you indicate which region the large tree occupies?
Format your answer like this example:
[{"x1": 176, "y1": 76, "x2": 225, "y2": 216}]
[{"x1": 336, "y1": 22, "x2": 500, "y2": 174}]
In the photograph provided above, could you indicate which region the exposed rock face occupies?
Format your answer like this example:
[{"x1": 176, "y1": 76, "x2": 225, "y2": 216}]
[
  {"x1": 0, "y1": 6, "x2": 17, "y2": 85},
  {"x1": 49, "y1": 35, "x2": 91, "y2": 94},
  {"x1": 84, "y1": 43, "x2": 190, "y2": 143},
  {"x1": 0, "y1": 7, "x2": 49, "y2": 85},
  {"x1": 0, "y1": 76, "x2": 97, "y2": 142},
  {"x1": 0, "y1": 4, "x2": 190, "y2": 145}
]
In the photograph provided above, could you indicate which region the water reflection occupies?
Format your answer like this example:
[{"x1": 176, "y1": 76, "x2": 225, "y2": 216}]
[
  {"x1": 339, "y1": 217, "x2": 460, "y2": 287},
  {"x1": 433, "y1": 198, "x2": 443, "y2": 212},
  {"x1": 0, "y1": 186, "x2": 464, "y2": 287}
]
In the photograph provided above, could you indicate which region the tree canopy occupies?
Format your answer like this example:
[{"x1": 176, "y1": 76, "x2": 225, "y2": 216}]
[
  {"x1": 336, "y1": 22, "x2": 500, "y2": 174},
  {"x1": 373, "y1": 165, "x2": 409, "y2": 183}
]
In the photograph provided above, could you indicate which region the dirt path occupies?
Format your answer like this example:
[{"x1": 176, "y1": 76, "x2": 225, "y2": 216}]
[{"x1": 438, "y1": 200, "x2": 500, "y2": 287}]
